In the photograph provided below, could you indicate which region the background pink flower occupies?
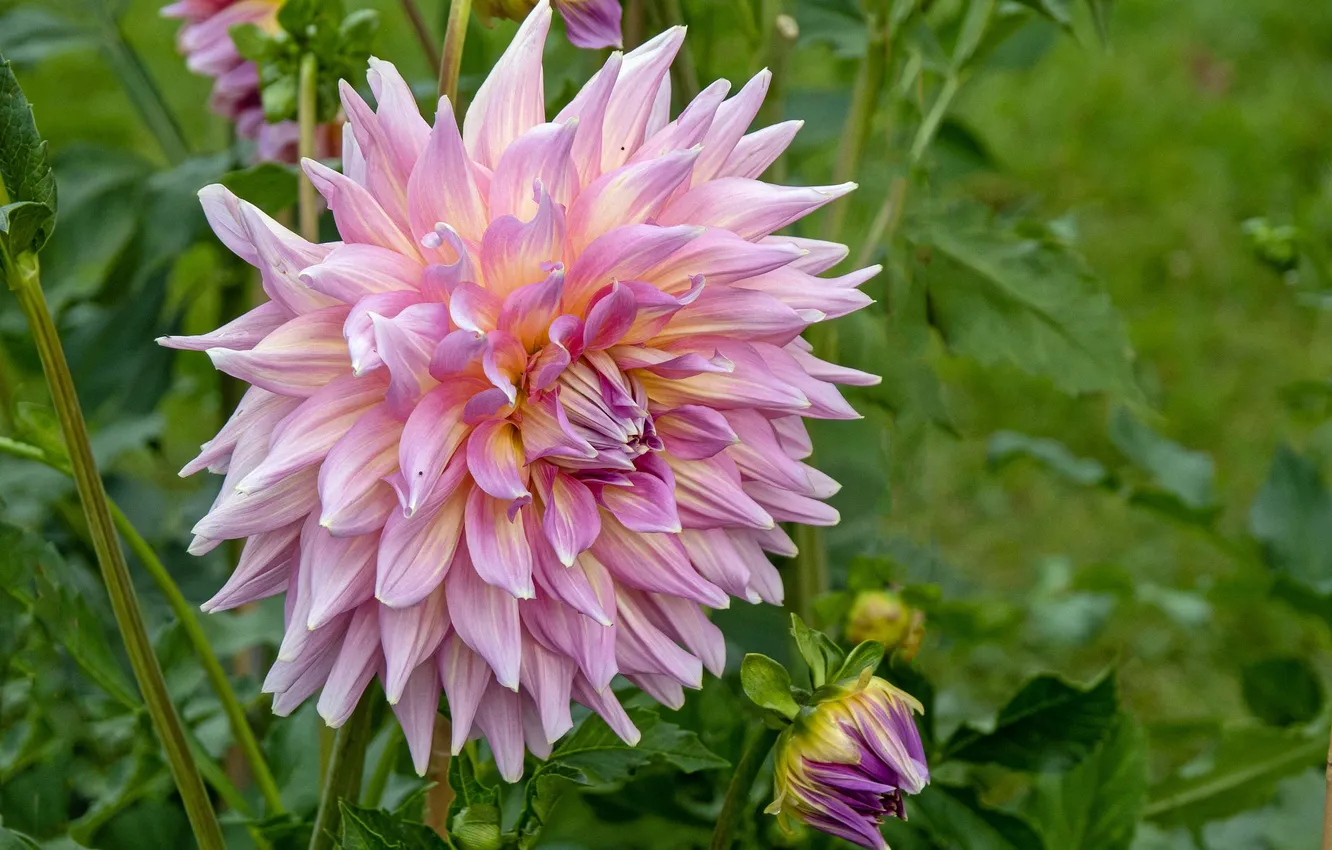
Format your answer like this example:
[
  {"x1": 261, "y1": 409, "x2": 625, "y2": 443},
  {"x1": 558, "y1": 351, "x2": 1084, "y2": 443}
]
[{"x1": 163, "y1": 0, "x2": 878, "y2": 780}]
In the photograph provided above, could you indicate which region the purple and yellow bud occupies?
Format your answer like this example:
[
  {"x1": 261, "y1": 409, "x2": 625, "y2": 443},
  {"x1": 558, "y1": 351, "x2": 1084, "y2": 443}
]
[
  {"x1": 846, "y1": 590, "x2": 925, "y2": 662},
  {"x1": 767, "y1": 670, "x2": 929, "y2": 850}
]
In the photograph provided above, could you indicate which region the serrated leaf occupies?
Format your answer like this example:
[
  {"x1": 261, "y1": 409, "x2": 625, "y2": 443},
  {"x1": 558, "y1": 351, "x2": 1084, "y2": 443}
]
[
  {"x1": 1145, "y1": 726, "x2": 1324, "y2": 829},
  {"x1": 988, "y1": 431, "x2": 1110, "y2": 487},
  {"x1": 0, "y1": 55, "x2": 56, "y2": 255},
  {"x1": 1240, "y1": 657, "x2": 1323, "y2": 727},
  {"x1": 0, "y1": 522, "x2": 138, "y2": 708},
  {"x1": 740, "y1": 654, "x2": 800, "y2": 718},
  {"x1": 942, "y1": 673, "x2": 1118, "y2": 771},
  {"x1": 337, "y1": 800, "x2": 450, "y2": 850},
  {"x1": 910, "y1": 784, "x2": 1047, "y2": 850},
  {"x1": 446, "y1": 751, "x2": 498, "y2": 850},
  {"x1": 1109, "y1": 408, "x2": 1216, "y2": 514},
  {"x1": 1249, "y1": 445, "x2": 1332, "y2": 593},
  {"x1": 1025, "y1": 714, "x2": 1148, "y2": 850},
  {"x1": 550, "y1": 705, "x2": 728, "y2": 785},
  {"x1": 909, "y1": 202, "x2": 1140, "y2": 400}
]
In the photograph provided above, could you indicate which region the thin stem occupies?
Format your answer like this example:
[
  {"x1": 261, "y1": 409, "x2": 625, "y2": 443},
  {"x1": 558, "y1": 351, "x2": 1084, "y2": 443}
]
[
  {"x1": 298, "y1": 53, "x2": 320, "y2": 244},
  {"x1": 821, "y1": 12, "x2": 891, "y2": 243},
  {"x1": 361, "y1": 724, "x2": 403, "y2": 809},
  {"x1": 110, "y1": 501, "x2": 286, "y2": 815},
  {"x1": 399, "y1": 0, "x2": 442, "y2": 71},
  {"x1": 909, "y1": 73, "x2": 960, "y2": 164},
  {"x1": 854, "y1": 176, "x2": 908, "y2": 270},
  {"x1": 790, "y1": 524, "x2": 827, "y2": 625},
  {"x1": 4, "y1": 253, "x2": 224, "y2": 850},
  {"x1": 309, "y1": 696, "x2": 375, "y2": 850},
  {"x1": 438, "y1": 0, "x2": 472, "y2": 103},
  {"x1": 709, "y1": 724, "x2": 780, "y2": 850},
  {"x1": 101, "y1": 15, "x2": 190, "y2": 165},
  {"x1": 0, "y1": 434, "x2": 286, "y2": 815}
]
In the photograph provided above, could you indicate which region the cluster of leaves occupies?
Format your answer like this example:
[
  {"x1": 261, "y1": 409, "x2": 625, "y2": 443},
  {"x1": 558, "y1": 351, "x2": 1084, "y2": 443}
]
[{"x1": 232, "y1": 0, "x2": 380, "y2": 124}]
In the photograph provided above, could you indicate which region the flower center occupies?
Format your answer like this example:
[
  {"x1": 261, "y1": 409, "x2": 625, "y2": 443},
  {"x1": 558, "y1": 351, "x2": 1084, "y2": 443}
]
[{"x1": 542, "y1": 355, "x2": 663, "y2": 469}]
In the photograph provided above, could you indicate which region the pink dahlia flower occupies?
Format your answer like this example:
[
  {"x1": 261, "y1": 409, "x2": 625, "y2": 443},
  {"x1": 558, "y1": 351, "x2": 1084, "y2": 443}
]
[
  {"x1": 162, "y1": 0, "x2": 879, "y2": 780},
  {"x1": 163, "y1": 0, "x2": 334, "y2": 161}
]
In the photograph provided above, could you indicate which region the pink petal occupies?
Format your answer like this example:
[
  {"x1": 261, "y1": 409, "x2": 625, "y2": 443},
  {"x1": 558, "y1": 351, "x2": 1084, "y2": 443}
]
[
  {"x1": 467, "y1": 420, "x2": 530, "y2": 504},
  {"x1": 465, "y1": 489, "x2": 535, "y2": 599},
  {"x1": 489, "y1": 120, "x2": 579, "y2": 219},
  {"x1": 592, "y1": 517, "x2": 728, "y2": 608},
  {"x1": 409, "y1": 97, "x2": 489, "y2": 245},
  {"x1": 158, "y1": 301, "x2": 287, "y2": 351},
  {"x1": 652, "y1": 405, "x2": 737, "y2": 460},
  {"x1": 381, "y1": 584, "x2": 450, "y2": 703},
  {"x1": 479, "y1": 187, "x2": 566, "y2": 299},
  {"x1": 558, "y1": 0, "x2": 623, "y2": 49},
  {"x1": 532, "y1": 464, "x2": 600, "y2": 566},
  {"x1": 317, "y1": 403, "x2": 404, "y2": 531},
  {"x1": 303, "y1": 158, "x2": 418, "y2": 256},
  {"x1": 304, "y1": 527, "x2": 379, "y2": 629},
  {"x1": 598, "y1": 27, "x2": 684, "y2": 173},
  {"x1": 301, "y1": 244, "x2": 423, "y2": 301},
  {"x1": 377, "y1": 454, "x2": 469, "y2": 607},
  {"x1": 400, "y1": 380, "x2": 481, "y2": 515},
  {"x1": 666, "y1": 452, "x2": 773, "y2": 530},
  {"x1": 659, "y1": 178, "x2": 856, "y2": 241},
  {"x1": 553, "y1": 52, "x2": 623, "y2": 187},
  {"x1": 200, "y1": 522, "x2": 300, "y2": 612},
  {"x1": 447, "y1": 550, "x2": 522, "y2": 689},
  {"x1": 463, "y1": 0, "x2": 551, "y2": 168},
  {"x1": 691, "y1": 69, "x2": 770, "y2": 186},
  {"x1": 718, "y1": 120, "x2": 803, "y2": 180},
  {"x1": 563, "y1": 223, "x2": 703, "y2": 312},
  {"x1": 317, "y1": 603, "x2": 382, "y2": 727},
  {"x1": 474, "y1": 681, "x2": 525, "y2": 782},
  {"x1": 207, "y1": 306, "x2": 352, "y2": 397},
  {"x1": 438, "y1": 634, "x2": 493, "y2": 753},
  {"x1": 566, "y1": 148, "x2": 700, "y2": 253},
  {"x1": 391, "y1": 660, "x2": 442, "y2": 775}
]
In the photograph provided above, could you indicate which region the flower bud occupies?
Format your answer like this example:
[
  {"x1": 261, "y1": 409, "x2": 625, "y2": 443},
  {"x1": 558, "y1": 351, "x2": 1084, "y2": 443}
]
[
  {"x1": 846, "y1": 590, "x2": 925, "y2": 662},
  {"x1": 477, "y1": 0, "x2": 623, "y2": 49},
  {"x1": 767, "y1": 670, "x2": 930, "y2": 850}
]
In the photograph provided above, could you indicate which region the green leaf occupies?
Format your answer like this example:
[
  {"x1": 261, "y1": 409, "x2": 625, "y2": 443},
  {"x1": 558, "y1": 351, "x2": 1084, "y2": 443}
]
[
  {"x1": 0, "y1": 55, "x2": 56, "y2": 256},
  {"x1": 446, "y1": 752, "x2": 499, "y2": 850},
  {"x1": 910, "y1": 784, "x2": 1047, "y2": 850},
  {"x1": 1012, "y1": 0, "x2": 1073, "y2": 28},
  {"x1": 832, "y1": 641, "x2": 886, "y2": 684},
  {"x1": 740, "y1": 654, "x2": 800, "y2": 719},
  {"x1": 988, "y1": 431, "x2": 1111, "y2": 487},
  {"x1": 337, "y1": 801, "x2": 449, "y2": 850},
  {"x1": 1086, "y1": 0, "x2": 1113, "y2": 45},
  {"x1": 1025, "y1": 714, "x2": 1148, "y2": 850},
  {"x1": 66, "y1": 745, "x2": 167, "y2": 844},
  {"x1": 0, "y1": 8, "x2": 96, "y2": 67},
  {"x1": 942, "y1": 673, "x2": 1118, "y2": 771},
  {"x1": 0, "y1": 523, "x2": 138, "y2": 708},
  {"x1": 908, "y1": 202, "x2": 1140, "y2": 400},
  {"x1": 790, "y1": 613, "x2": 845, "y2": 688},
  {"x1": 1145, "y1": 726, "x2": 1325, "y2": 829},
  {"x1": 220, "y1": 161, "x2": 301, "y2": 215},
  {"x1": 0, "y1": 825, "x2": 40, "y2": 850},
  {"x1": 1249, "y1": 445, "x2": 1332, "y2": 592},
  {"x1": 1109, "y1": 408, "x2": 1217, "y2": 515},
  {"x1": 953, "y1": 0, "x2": 997, "y2": 69},
  {"x1": 1240, "y1": 657, "x2": 1323, "y2": 727}
]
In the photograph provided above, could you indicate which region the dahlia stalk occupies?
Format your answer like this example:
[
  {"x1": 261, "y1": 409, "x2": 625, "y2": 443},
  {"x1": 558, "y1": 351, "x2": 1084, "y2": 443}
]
[
  {"x1": 162, "y1": 0, "x2": 880, "y2": 782},
  {"x1": 163, "y1": 0, "x2": 330, "y2": 161}
]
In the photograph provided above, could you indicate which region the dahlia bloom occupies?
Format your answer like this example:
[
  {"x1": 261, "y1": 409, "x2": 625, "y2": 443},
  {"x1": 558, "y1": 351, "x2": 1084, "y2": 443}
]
[
  {"x1": 162, "y1": 0, "x2": 879, "y2": 780},
  {"x1": 479, "y1": 0, "x2": 622, "y2": 49},
  {"x1": 767, "y1": 673, "x2": 930, "y2": 849},
  {"x1": 163, "y1": 0, "x2": 331, "y2": 161}
]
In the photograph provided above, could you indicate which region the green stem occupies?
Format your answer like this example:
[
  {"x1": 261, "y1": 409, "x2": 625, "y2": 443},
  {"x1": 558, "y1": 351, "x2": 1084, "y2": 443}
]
[
  {"x1": 298, "y1": 53, "x2": 320, "y2": 244},
  {"x1": 361, "y1": 724, "x2": 403, "y2": 808},
  {"x1": 309, "y1": 697, "x2": 376, "y2": 850},
  {"x1": 909, "y1": 73, "x2": 960, "y2": 164},
  {"x1": 0, "y1": 434, "x2": 286, "y2": 816},
  {"x1": 709, "y1": 724, "x2": 780, "y2": 850},
  {"x1": 101, "y1": 15, "x2": 189, "y2": 165},
  {"x1": 4, "y1": 253, "x2": 224, "y2": 850},
  {"x1": 399, "y1": 0, "x2": 442, "y2": 71},
  {"x1": 438, "y1": 0, "x2": 472, "y2": 103},
  {"x1": 821, "y1": 10, "x2": 891, "y2": 243},
  {"x1": 110, "y1": 502, "x2": 286, "y2": 815},
  {"x1": 790, "y1": 524, "x2": 827, "y2": 625}
]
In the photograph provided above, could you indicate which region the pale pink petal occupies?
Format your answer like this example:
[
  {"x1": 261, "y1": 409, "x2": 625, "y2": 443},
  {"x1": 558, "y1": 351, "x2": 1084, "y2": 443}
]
[
  {"x1": 381, "y1": 584, "x2": 450, "y2": 703},
  {"x1": 659, "y1": 178, "x2": 856, "y2": 240},
  {"x1": 463, "y1": 0, "x2": 552, "y2": 168},
  {"x1": 447, "y1": 550, "x2": 522, "y2": 689}
]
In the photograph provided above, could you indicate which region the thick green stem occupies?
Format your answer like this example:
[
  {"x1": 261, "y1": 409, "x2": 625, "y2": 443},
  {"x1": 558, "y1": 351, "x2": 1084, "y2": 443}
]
[
  {"x1": 438, "y1": 0, "x2": 472, "y2": 103},
  {"x1": 399, "y1": 0, "x2": 442, "y2": 71},
  {"x1": 298, "y1": 53, "x2": 320, "y2": 244},
  {"x1": 790, "y1": 524, "x2": 827, "y2": 625},
  {"x1": 101, "y1": 16, "x2": 189, "y2": 165},
  {"x1": 4, "y1": 254, "x2": 224, "y2": 850},
  {"x1": 310, "y1": 697, "x2": 376, "y2": 850},
  {"x1": 0, "y1": 434, "x2": 286, "y2": 815},
  {"x1": 709, "y1": 724, "x2": 780, "y2": 850}
]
